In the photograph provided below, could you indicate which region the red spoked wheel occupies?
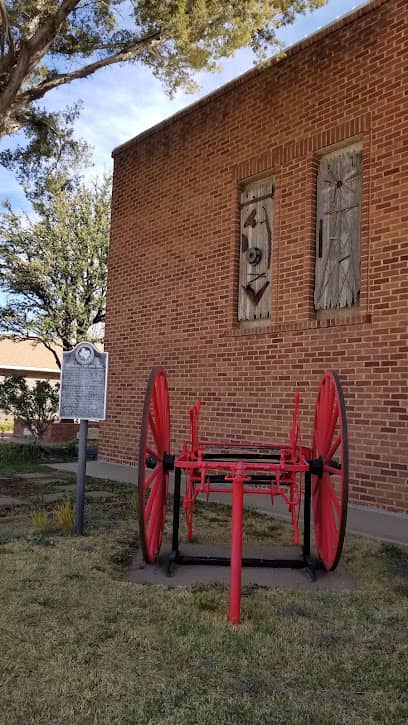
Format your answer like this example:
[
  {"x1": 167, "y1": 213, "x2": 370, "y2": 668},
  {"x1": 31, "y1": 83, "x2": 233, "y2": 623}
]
[
  {"x1": 312, "y1": 370, "x2": 349, "y2": 571},
  {"x1": 138, "y1": 367, "x2": 171, "y2": 563}
]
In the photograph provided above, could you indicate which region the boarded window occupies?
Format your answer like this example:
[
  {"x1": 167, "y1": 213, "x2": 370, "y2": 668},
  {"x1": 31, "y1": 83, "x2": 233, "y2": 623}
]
[
  {"x1": 314, "y1": 145, "x2": 362, "y2": 310},
  {"x1": 238, "y1": 178, "x2": 273, "y2": 321}
]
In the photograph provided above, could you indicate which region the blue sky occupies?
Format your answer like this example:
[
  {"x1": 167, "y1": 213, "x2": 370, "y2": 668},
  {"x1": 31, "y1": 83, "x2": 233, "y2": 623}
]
[{"x1": 0, "y1": 0, "x2": 367, "y2": 212}]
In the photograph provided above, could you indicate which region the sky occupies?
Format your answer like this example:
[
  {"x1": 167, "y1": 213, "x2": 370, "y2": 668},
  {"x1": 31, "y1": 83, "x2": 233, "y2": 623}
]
[{"x1": 0, "y1": 0, "x2": 368, "y2": 212}]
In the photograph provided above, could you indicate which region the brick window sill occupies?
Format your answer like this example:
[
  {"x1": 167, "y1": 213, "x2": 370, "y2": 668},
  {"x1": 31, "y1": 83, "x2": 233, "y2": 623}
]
[{"x1": 230, "y1": 312, "x2": 372, "y2": 337}]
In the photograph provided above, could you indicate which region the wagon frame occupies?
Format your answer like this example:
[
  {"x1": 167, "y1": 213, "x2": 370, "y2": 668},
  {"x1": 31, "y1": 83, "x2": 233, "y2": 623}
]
[{"x1": 138, "y1": 367, "x2": 349, "y2": 623}]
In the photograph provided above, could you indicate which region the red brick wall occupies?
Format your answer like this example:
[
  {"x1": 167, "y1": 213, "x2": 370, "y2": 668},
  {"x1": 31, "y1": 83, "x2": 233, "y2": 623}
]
[
  {"x1": 13, "y1": 420, "x2": 79, "y2": 443},
  {"x1": 101, "y1": 0, "x2": 408, "y2": 513},
  {"x1": 41, "y1": 422, "x2": 79, "y2": 444}
]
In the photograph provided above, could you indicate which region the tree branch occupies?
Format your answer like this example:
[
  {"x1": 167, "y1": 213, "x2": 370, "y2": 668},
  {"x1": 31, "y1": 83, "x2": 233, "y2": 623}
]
[
  {"x1": 16, "y1": 33, "x2": 162, "y2": 107},
  {"x1": 92, "y1": 308, "x2": 105, "y2": 325},
  {"x1": 0, "y1": 0, "x2": 15, "y2": 60},
  {"x1": 42, "y1": 339, "x2": 62, "y2": 369},
  {"x1": 0, "y1": 0, "x2": 81, "y2": 117}
]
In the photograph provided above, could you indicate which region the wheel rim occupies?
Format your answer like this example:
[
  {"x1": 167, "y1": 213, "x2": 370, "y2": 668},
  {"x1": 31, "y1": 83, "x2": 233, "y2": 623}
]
[
  {"x1": 138, "y1": 367, "x2": 170, "y2": 563},
  {"x1": 312, "y1": 370, "x2": 349, "y2": 571}
]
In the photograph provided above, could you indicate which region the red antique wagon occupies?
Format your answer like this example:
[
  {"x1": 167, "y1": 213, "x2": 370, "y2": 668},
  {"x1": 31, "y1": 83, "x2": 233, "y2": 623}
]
[{"x1": 138, "y1": 368, "x2": 348, "y2": 624}]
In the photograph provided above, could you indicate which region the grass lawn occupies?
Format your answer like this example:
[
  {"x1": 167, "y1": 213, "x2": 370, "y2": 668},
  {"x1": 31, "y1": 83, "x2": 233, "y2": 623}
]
[{"x1": 0, "y1": 459, "x2": 407, "y2": 724}]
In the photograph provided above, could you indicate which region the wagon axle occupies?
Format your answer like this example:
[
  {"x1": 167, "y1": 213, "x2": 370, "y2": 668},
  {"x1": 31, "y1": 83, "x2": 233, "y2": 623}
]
[
  {"x1": 151, "y1": 452, "x2": 326, "y2": 477},
  {"x1": 137, "y1": 368, "x2": 348, "y2": 624}
]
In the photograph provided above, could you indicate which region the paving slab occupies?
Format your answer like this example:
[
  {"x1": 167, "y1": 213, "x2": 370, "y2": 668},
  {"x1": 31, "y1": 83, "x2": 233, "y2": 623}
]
[
  {"x1": 129, "y1": 542, "x2": 354, "y2": 590},
  {"x1": 50, "y1": 461, "x2": 137, "y2": 484},
  {"x1": 19, "y1": 473, "x2": 61, "y2": 480},
  {"x1": 20, "y1": 479, "x2": 68, "y2": 487},
  {"x1": 0, "y1": 496, "x2": 25, "y2": 507},
  {"x1": 35, "y1": 493, "x2": 67, "y2": 503},
  {"x1": 49, "y1": 460, "x2": 408, "y2": 547},
  {"x1": 85, "y1": 491, "x2": 116, "y2": 499},
  {"x1": 29, "y1": 489, "x2": 116, "y2": 504}
]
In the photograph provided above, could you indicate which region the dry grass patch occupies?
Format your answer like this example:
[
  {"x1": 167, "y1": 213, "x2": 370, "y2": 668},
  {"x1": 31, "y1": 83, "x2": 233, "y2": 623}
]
[
  {"x1": 30, "y1": 508, "x2": 49, "y2": 530},
  {"x1": 53, "y1": 498, "x2": 75, "y2": 533}
]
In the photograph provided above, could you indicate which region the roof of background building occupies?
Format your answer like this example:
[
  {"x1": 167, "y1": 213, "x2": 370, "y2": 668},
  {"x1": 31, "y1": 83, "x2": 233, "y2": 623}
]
[{"x1": 0, "y1": 336, "x2": 61, "y2": 376}]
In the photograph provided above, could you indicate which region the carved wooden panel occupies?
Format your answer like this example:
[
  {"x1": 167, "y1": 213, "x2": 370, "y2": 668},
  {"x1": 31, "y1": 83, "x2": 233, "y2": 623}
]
[
  {"x1": 315, "y1": 145, "x2": 362, "y2": 310},
  {"x1": 238, "y1": 178, "x2": 273, "y2": 321}
]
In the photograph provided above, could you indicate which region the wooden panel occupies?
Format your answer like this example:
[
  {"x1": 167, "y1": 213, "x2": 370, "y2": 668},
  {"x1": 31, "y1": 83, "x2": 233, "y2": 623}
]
[
  {"x1": 238, "y1": 178, "x2": 273, "y2": 321},
  {"x1": 315, "y1": 145, "x2": 362, "y2": 310}
]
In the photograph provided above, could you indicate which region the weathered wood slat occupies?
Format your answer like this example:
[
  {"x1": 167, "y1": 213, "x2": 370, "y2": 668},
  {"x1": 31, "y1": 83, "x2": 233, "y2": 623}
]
[
  {"x1": 238, "y1": 178, "x2": 273, "y2": 321},
  {"x1": 315, "y1": 145, "x2": 362, "y2": 310}
]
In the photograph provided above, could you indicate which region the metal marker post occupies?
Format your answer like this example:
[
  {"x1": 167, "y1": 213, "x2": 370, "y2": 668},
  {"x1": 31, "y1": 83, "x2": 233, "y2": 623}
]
[
  {"x1": 60, "y1": 342, "x2": 108, "y2": 536},
  {"x1": 75, "y1": 418, "x2": 88, "y2": 535}
]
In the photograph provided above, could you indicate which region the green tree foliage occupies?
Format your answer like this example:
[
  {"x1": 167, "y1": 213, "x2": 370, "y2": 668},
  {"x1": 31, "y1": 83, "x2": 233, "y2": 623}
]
[
  {"x1": 1, "y1": 104, "x2": 91, "y2": 197},
  {"x1": 0, "y1": 1, "x2": 327, "y2": 147},
  {"x1": 0, "y1": 375, "x2": 60, "y2": 440},
  {"x1": 0, "y1": 174, "x2": 111, "y2": 364}
]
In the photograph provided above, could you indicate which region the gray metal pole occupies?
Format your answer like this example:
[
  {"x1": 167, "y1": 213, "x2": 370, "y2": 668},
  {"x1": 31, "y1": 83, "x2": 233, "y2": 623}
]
[{"x1": 75, "y1": 418, "x2": 88, "y2": 535}]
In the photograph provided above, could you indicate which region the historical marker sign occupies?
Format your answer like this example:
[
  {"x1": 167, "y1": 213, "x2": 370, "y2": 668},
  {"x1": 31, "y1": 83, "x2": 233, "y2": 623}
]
[{"x1": 59, "y1": 342, "x2": 108, "y2": 421}]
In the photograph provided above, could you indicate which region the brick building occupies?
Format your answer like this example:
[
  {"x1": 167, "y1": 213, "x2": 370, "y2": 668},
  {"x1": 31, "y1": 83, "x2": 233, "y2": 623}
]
[{"x1": 101, "y1": 0, "x2": 408, "y2": 514}]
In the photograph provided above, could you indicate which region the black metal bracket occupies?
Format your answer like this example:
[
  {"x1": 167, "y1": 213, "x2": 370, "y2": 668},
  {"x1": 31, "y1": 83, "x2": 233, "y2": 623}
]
[
  {"x1": 147, "y1": 452, "x2": 175, "y2": 472},
  {"x1": 146, "y1": 455, "x2": 157, "y2": 469},
  {"x1": 308, "y1": 456, "x2": 324, "y2": 476},
  {"x1": 170, "y1": 551, "x2": 313, "y2": 569},
  {"x1": 163, "y1": 452, "x2": 175, "y2": 472},
  {"x1": 168, "y1": 465, "x2": 182, "y2": 575}
]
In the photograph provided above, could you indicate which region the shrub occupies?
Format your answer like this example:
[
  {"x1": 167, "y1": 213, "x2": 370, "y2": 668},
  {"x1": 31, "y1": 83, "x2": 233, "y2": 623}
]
[
  {"x1": 0, "y1": 376, "x2": 59, "y2": 442},
  {"x1": 0, "y1": 442, "x2": 44, "y2": 466}
]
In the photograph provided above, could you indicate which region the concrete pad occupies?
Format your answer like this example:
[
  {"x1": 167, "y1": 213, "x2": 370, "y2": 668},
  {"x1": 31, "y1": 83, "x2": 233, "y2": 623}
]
[
  {"x1": 0, "y1": 496, "x2": 25, "y2": 507},
  {"x1": 48, "y1": 460, "x2": 408, "y2": 547},
  {"x1": 129, "y1": 542, "x2": 354, "y2": 591}
]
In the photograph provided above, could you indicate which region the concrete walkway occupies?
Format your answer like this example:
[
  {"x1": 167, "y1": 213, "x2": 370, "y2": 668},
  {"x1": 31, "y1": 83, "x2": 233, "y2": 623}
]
[{"x1": 50, "y1": 460, "x2": 408, "y2": 547}]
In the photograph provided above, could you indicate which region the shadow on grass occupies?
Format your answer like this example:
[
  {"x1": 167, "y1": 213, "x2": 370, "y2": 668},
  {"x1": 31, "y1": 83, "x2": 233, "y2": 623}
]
[{"x1": 379, "y1": 543, "x2": 408, "y2": 578}]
